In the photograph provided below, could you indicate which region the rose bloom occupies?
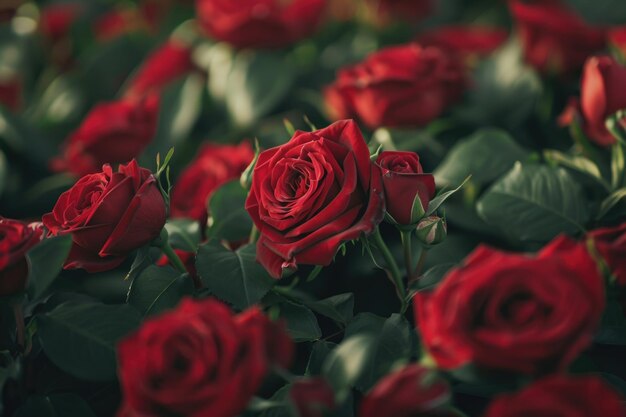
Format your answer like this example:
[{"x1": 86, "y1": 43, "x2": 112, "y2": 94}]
[
  {"x1": 117, "y1": 298, "x2": 293, "y2": 417},
  {"x1": 195, "y1": 0, "x2": 326, "y2": 49},
  {"x1": 360, "y1": 364, "x2": 456, "y2": 417},
  {"x1": 324, "y1": 44, "x2": 466, "y2": 130},
  {"x1": 52, "y1": 94, "x2": 159, "y2": 176},
  {"x1": 509, "y1": 0, "x2": 606, "y2": 74},
  {"x1": 417, "y1": 25, "x2": 508, "y2": 62},
  {"x1": 588, "y1": 222, "x2": 626, "y2": 285},
  {"x1": 289, "y1": 378, "x2": 335, "y2": 417},
  {"x1": 415, "y1": 235, "x2": 604, "y2": 375},
  {"x1": 483, "y1": 375, "x2": 626, "y2": 417},
  {"x1": 375, "y1": 151, "x2": 435, "y2": 225},
  {"x1": 245, "y1": 120, "x2": 384, "y2": 278},
  {"x1": 0, "y1": 219, "x2": 43, "y2": 296},
  {"x1": 42, "y1": 160, "x2": 166, "y2": 272},
  {"x1": 170, "y1": 142, "x2": 255, "y2": 225}
]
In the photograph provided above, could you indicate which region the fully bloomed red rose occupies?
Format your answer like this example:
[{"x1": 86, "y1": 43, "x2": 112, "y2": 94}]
[
  {"x1": 0, "y1": 219, "x2": 43, "y2": 296},
  {"x1": 483, "y1": 375, "x2": 626, "y2": 417},
  {"x1": 376, "y1": 151, "x2": 435, "y2": 225},
  {"x1": 171, "y1": 142, "x2": 255, "y2": 224},
  {"x1": 290, "y1": 378, "x2": 335, "y2": 417},
  {"x1": 324, "y1": 44, "x2": 466, "y2": 129},
  {"x1": 509, "y1": 0, "x2": 606, "y2": 74},
  {"x1": 245, "y1": 120, "x2": 384, "y2": 278},
  {"x1": 117, "y1": 298, "x2": 293, "y2": 417},
  {"x1": 589, "y1": 222, "x2": 626, "y2": 285},
  {"x1": 42, "y1": 160, "x2": 166, "y2": 272},
  {"x1": 417, "y1": 26, "x2": 508, "y2": 62},
  {"x1": 195, "y1": 0, "x2": 326, "y2": 49},
  {"x1": 415, "y1": 235, "x2": 604, "y2": 375},
  {"x1": 360, "y1": 364, "x2": 455, "y2": 417},
  {"x1": 52, "y1": 95, "x2": 159, "y2": 176}
]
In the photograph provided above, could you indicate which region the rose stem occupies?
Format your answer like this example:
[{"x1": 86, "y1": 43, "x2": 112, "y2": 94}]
[
  {"x1": 13, "y1": 303, "x2": 25, "y2": 353},
  {"x1": 373, "y1": 227, "x2": 407, "y2": 314},
  {"x1": 161, "y1": 241, "x2": 187, "y2": 274},
  {"x1": 400, "y1": 230, "x2": 414, "y2": 283}
]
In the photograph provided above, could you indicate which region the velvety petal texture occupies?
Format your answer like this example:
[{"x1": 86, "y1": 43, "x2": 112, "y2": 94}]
[
  {"x1": 116, "y1": 298, "x2": 293, "y2": 417},
  {"x1": 415, "y1": 235, "x2": 605, "y2": 375},
  {"x1": 0, "y1": 219, "x2": 43, "y2": 296},
  {"x1": 42, "y1": 160, "x2": 166, "y2": 273},
  {"x1": 245, "y1": 120, "x2": 385, "y2": 278}
]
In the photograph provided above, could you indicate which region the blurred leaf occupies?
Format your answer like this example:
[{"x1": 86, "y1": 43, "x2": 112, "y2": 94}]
[
  {"x1": 165, "y1": 218, "x2": 201, "y2": 252},
  {"x1": 0, "y1": 149, "x2": 6, "y2": 198},
  {"x1": 322, "y1": 334, "x2": 375, "y2": 401},
  {"x1": 596, "y1": 188, "x2": 626, "y2": 221},
  {"x1": 274, "y1": 296, "x2": 322, "y2": 342},
  {"x1": 203, "y1": 42, "x2": 235, "y2": 100},
  {"x1": 37, "y1": 301, "x2": 141, "y2": 381},
  {"x1": 477, "y1": 163, "x2": 589, "y2": 242},
  {"x1": 544, "y1": 149, "x2": 610, "y2": 190},
  {"x1": 425, "y1": 176, "x2": 471, "y2": 217},
  {"x1": 0, "y1": 106, "x2": 54, "y2": 165},
  {"x1": 26, "y1": 74, "x2": 88, "y2": 129},
  {"x1": 196, "y1": 242, "x2": 275, "y2": 310},
  {"x1": 27, "y1": 235, "x2": 72, "y2": 300},
  {"x1": 14, "y1": 393, "x2": 96, "y2": 417},
  {"x1": 275, "y1": 289, "x2": 354, "y2": 327},
  {"x1": 127, "y1": 265, "x2": 194, "y2": 317},
  {"x1": 563, "y1": 0, "x2": 626, "y2": 25},
  {"x1": 207, "y1": 180, "x2": 253, "y2": 242},
  {"x1": 306, "y1": 340, "x2": 337, "y2": 376},
  {"x1": 409, "y1": 263, "x2": 456, "y2": 295}
]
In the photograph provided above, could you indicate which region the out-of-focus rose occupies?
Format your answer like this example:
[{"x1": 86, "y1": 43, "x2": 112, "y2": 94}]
[
  {"x1": 609, "y1": 27, "x2": 626, "y2": 59},
  {"x1": 588, "y1": 222, "x2": 626, "y2": 285},
  {"x1": 117, "y1": 298, "x2": 293, "y2": 417},
  {"x1": 52, "y1": 95, "x2": 159, "y2": 176},
  {"x1": 0, "y1": 219, "x2": 43, "y2": 296},
  {"x1": 94, "y1": 7, "x2": 150, "y2": 42},
  {"x1": 415, "y1": 236, "x2": 604, "y2": 375},
  {"x1": 42, "y1": 160, "x2": 167, "y2": 273},
  {"x1": 195, "y1": 0, "x2": 327, "y2": 49},
  {"x1": 509, "y1": 0, "x2": 606, "y2": 74},
  {"x1": 39, "y1": 3, "x2": 84, "y2": 41},
  {"x1": 289, "y1": 378, "x2": 335, "y2": 417},
  {"x1": 324, "y1": 44, "x2": 466, "y2": 129},
  {"x1": 245, "y1": 120, "x2": 384, "y2": 278},
  {"x1": 366, "y1": 0, "x2": 432, "y2": 23},
  {"x1": 417, "y1": 26, "x2": 508, "y2": 62},
  {"x1": 483, "y1": 375, "x2": 626, "y2": 417}
]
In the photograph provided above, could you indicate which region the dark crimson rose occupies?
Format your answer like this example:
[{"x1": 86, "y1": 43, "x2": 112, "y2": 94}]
[
  {"x1": 367, "y1": 0, "x2": 432, "y2": 23},
  {"x1": 39, "y1": 3, "x2": 84, "y2": 41},
  {"x1": 417, "y1": 26, "x2": 508, "y2": 61},
  {"x1": 196, "y1": 0, "x2": 326, "y2": 49},
  {"x1": 0, "y1": 219, "x2": 43, "y2": 296},
  {"x1": 117, "y1": 298, "x2": 293, "y2": 417},
  {"x1": 360, "y1": 364, "x2": 454, "y2": 417},
  {"x1": 52, "y1": 95, "x2": 159, "y2": 176},
  {"x1": 324, "y1": 44, "x2": 466, "y2": 129},
  {"x1": 42, "y1": 160, "x2": 166, "y2": 273},
  {"x1": 610, "y1": 27, "x2": 626, "y2": 59},
  {"x1": 0, "y1": 76, "x2": 21, "y2": 112},
  {"x1": 171, "y1": 142, "x2": 255, "y2": 224},
  {"x1": 376, "y1": 151, "x2": 435, "y2": 225},
  {"x1": 290, "y1": 378, "x2": 335, "y2": 417},
  {"x1": 415, "y1": 235, "x2": 604, "y2": 375},
  {"x1": 509, "y1": 0, "x2": 606, "y2": 74},
  {"x1": 588, "y1": 223, "x2": 626, "y2": 285},
  {"x1": 483, "y1": 375, "x2": 626, "y2": 417},
  {"x1": 559, "y1": 56, "x2": 626, "y2": 147},
  {"x1": 245, "y1": 120, "x2": 385, "y2": 278}
]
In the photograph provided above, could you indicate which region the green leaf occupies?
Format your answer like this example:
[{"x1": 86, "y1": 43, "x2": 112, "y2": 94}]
[
  {"x1": 0, "y1": 106, "x2": 55, "y2": 165},
  {"x1": 435, "y1": 128, "x2": 529, "y2": 187},
  {"x1": 14, "y1": 394, "x2": 97, "y2": 417},
  {"x1": 26, "y1": 235, "x2": 73, "y2": 300},
  {"x1": 425, "y1": 176, "x2": 471, "y2": 217},
  {"x1": 37, "y1": 301, "x2": 141, "y2": 381},
  {"x1": 207, "y1": 180, "x2": 253, "y2": 242},
  {"x1": 196, "y1": 242, "x2": 275, "y2": 310},
  {"x1": 477, "y1": 163, "x2": 589, "y2": 242},
  {"x1": 127, "y1": 265, "x2": 194, "y2": 316},
  {"x1": 543, "y1": 149, "x2": 609, "y2": 190},
  {"x1": 596, "y1": 188, "x2": 626, "y2": 220},
  {"x1": 306, "y1": 340, "x2": 337, "y2": 376},
  {"x1": 611, "y1": 143, "x2": 626, "y2": 189},
  {"x1": 164, "y1": 218, "x2": 201, "y2": 252},
  {"x1": 408, "y1": 263, "x2": 456, "y2": 296},
  {"x1": 307, "y1": 293, "x2": 354, "y2": 326},
  {"x1": 275, "y1": 298, "x2": 322, "y2": 342},
  {"x1": 225, "y1": 50, "x2": 295, "y2": 127},
  {"x1": 563, "y1": 0, "x2": 626, "y2": 25},
  {"x1": 595, "y1": 295, "x2": 626, "y2": 346}
]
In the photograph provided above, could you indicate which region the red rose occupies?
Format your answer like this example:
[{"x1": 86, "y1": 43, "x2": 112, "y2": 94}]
[
  {"x1": 245, "y1": 120, "x2": 385, "y2": 278},
  {"x1": 52, "y1": 95, "x2": 159, "y2": 176},
  {"x1": 117, "y1": 298, "x2": 293, "y2": 417},
  {"x1": 417, "y1": 26, "x2": 508, "y2": 61},
  {"x1": 195, "y1": 0, "x2": 326, "y2": 49},
  {"x1": 0, "y1": 76, "x2": 21, "y2": 112},
  {"x1": 171, "y1": 142, "x2": 255, "y2": 225},
  {"x1": 375, "y1": 151, "x2": 435, "y2": 225},
  {"x1": 360, "y1": 364, "x2": 455, "y2": 417},
  {"x1": 509, "y1": 0, "x2": 606, "y2": 74},
  {"x1": 42, "y1": 160, "x2": 166, "y2": 273},
  {"x1": 415, "y1": 236, "x2": 604, "y2": 375},
  {"x1": 483, "y1": 375, "x2": 626, "y2": 417},
  {"x1": 0, "y1": 219, "x2": 43, "y2": 296},
  {"x1": 290, "y1": 378, "x2": 335, "y2": 417},
  {"x1": 588, "y1": 222, "x2": 626, "y2": 285},
  {"x1": 324, "y1": 44, "x2": 466, "y2": 129},
  {"x1": 39, "y1": 3, "x2": 84, "y2": 41},
  {"x1": 367, "y1": 0, "x2": 432, "y2": 23},
  {"x1": 125, "y1": 40, "x2": 195, "y2": 100}
]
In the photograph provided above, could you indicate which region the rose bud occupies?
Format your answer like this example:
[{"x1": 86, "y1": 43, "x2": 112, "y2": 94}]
[
  {"x1": 324, "y1": 44, "x2": 466, "y2": 130},
  {"x1": 417, "y1": 25, "x2": 508, "y2": 63},
  {"x1": 416, "y1": 216, "x2": 447, "y2": 246},
  {"x1": 42, "y1": 160, "x2": 167, "y2": 273},
  {"x1": 483, "y1": 375, "x2": 626, "y2": 417},
  {"x1": 375, "y1": 151, "x2": 436, "y2": 226},
  {"x1": 196, "y1": 0, "x2": 326, "y2": 49},
  {"x1": 415, "y1": 235, "x2": 604, "y2": 375},
  {"x1": 0, "y1": 219, "x2": 43, "y2": 296},
  {"x1": 245, "y1": 119, "x2": 385, "y2": 279},
  {"x1": 588, "y1": 222, "x2": 626, "y2": 285},
  {"x1": 360, "y1": 364, "x2": 455, "y2": 417},
  {"x1": 289, "y1": 378, "x2": 335, "y2": 417},
  {"x1": 117, "y1": 298, "x2": 293, "y2": 417},
  {"x1": 51, "y1": 94, "x2": 159, "y2": 176},
  {"x1": 509, "y1": 0, "x2": 606, "y2": 75},
  {"x1": 559, "y1": 55, "x2": 626, "y2": 147},
  {"x1": 171, "y1": 142, "x2": 255, "y2": 226}
]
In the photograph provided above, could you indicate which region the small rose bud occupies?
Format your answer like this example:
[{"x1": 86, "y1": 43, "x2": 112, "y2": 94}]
[{"x1": 416, "y1": 216, "x2": 447, "y2": 246}]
